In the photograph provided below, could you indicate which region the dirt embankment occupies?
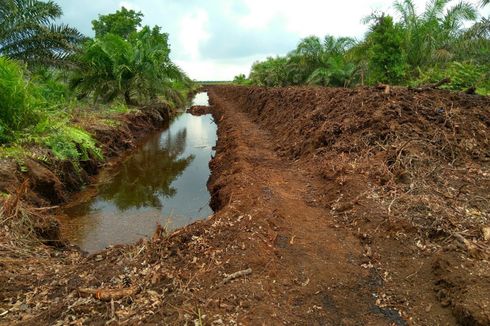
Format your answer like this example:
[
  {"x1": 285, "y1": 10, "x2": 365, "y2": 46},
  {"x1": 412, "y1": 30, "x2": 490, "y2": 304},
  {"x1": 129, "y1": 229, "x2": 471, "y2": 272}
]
[
  {"x1": 208, "y1": 85, "x2": 490, "y2": 325},
  {"x1": 1, "y1": 86, "x2": 489, "y2": 325},
  {"x1": 187, "y1": 105, "x2": 212, "y2": 116},
  {"x1": 0, "y1": 104, "x2": 171, "y2": 243}
]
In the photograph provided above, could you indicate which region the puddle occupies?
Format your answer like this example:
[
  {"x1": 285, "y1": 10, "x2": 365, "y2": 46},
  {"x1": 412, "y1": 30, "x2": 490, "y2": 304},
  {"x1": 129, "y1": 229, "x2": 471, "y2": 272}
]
[{"x1": 59, "y1": 93, "x2": 216, "y2": 253}]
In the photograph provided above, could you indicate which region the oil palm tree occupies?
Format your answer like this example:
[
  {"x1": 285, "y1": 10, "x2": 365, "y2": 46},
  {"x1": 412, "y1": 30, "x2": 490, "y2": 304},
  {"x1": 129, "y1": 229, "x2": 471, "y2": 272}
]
[
  {"x1": 306, "y1": 36, "x2": 356, "y2": 87},
  {"x1": 71, "y1": 27, "x2": 189, "y2": 106},
  {"x1": 290, "y1": 36, "x2": 323, "y2": 83},
  {"x1": 453, "y1": 15, "x2": 490, "y2": 64},
  {"x1": 394, "y1": 0, "x2": 477, "y2": 70},
  {"x1": 0, "y1": 0, "x2": 84, "y2": 67}
]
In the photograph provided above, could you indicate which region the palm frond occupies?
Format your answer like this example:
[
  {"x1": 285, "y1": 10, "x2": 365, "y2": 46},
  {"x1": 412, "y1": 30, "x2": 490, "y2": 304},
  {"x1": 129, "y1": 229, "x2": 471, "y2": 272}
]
[
  {"x1": 423, "y1": 0, "x2": 451, "y2": 21},
  {"x1": 394, "y1": 0, "x2": 418, "y2": 26},
  {"x1": 443, "y1": 2, "x2": 477, "y2": 32},
  {"x1": 0, "y1": 0, "x2": 84, "y2": 67}
]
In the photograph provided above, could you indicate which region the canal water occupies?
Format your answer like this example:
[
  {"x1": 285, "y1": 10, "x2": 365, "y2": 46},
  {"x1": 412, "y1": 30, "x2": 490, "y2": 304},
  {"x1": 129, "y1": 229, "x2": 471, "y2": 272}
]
[{"x1": 59, "y1": 93, "x2": 216, "y2": 253}]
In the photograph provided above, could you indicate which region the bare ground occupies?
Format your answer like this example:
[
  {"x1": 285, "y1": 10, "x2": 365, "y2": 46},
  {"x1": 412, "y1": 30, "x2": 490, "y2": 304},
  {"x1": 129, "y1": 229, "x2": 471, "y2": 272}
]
[{"x1": 1, "y1": 85, "x2": 489, "y2": 325}]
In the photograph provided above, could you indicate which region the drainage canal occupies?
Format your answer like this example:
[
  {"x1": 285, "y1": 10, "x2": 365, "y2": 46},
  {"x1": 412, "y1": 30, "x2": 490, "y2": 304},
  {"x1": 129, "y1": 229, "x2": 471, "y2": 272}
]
[{"x1": 59, "y1": 92, "x2": 216, "y2": 252}]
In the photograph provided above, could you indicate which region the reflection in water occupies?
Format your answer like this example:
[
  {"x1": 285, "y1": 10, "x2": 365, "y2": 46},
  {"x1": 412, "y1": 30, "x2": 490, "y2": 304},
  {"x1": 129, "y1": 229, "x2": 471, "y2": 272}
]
[
  {"x1": 60, "y1": 93, "x2": 216, "y2": 253},
  {"x1": 98, "y1": 129, "x2": 194, "y2": 211}
]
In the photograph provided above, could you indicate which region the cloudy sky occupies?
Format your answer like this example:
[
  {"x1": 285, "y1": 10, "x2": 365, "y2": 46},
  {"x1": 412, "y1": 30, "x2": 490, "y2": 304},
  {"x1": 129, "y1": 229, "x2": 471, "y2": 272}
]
[{"x1": 56, "y1": 0, "x2": 488, "y2": 80}]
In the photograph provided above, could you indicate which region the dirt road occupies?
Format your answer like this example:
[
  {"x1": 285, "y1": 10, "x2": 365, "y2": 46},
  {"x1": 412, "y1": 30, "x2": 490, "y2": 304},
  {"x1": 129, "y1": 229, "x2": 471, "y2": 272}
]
[
  {"x1": 205, "y1": 90, "x2": 399, "y2": 325},
  {"x1": 1, "y1": 85, "x2": 489, "y2": 325}
]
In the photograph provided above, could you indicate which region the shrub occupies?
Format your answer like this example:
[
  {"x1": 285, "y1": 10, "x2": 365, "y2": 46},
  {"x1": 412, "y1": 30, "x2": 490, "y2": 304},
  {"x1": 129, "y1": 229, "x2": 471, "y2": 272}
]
[
  {"x1": 0, "y1": 57, "x2": 39, "y2": 142},
  {"x1": 367, "y1": 16, "x2": 408, "y2": 85},
  {"x1": 31, "y1": 68, "x2": 72, "y2": 105},
  {"x1": 414, "y1": 61, "x2": 490, "y2": 94},
  {"x1": 0, "y1": 58, "x2": 103, "y2": 165}
]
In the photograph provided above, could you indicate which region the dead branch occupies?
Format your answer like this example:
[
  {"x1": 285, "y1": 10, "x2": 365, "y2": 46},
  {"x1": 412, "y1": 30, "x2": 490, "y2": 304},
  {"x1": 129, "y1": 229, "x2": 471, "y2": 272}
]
[
  {"x1": 31, "y1": 205, "x2": 59, "y2": 211},
  {"x1": 221, "y1": 268, "x2": 252, "y2": 284},
  {"x1": 483, "y1": 227, "x2": 490, "y2": 242},
  {"x1": 411, "y1": 78, "x2": 451, "y2": 92},
  {"x1": 1, "y1": 180, "x2": 29, "y2": 219},
  {"x1": 376, "y1": 84, "x2": 391, "y2": 94},
  {"x1": 78, "y1": 286, "x2": 140, "y2": 301}
]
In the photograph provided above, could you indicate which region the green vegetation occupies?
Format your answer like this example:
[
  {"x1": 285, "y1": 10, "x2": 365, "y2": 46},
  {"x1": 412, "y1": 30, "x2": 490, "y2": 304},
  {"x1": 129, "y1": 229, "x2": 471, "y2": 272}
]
[
  {"x1": 0, "y1": 57, "x2": 38, "y2": 142},
  {"x1": 366, "y1": 15, "x2": 407, "y2": 84},
  {"x1": 92, "y1": 7, "x2": 143, "y2": 39},
  {"x1": 200, "y1": 80, "x2": 232, "y2": 85},
  {"x1": 72, "y1": 9, "x2": 192, "y2": 107},
  {"x1": 0, "y1": 1, "x2": 194, "y2": 169},
  {"x1": 0, "y1": 0, "x2": 85, "y2": 67},
  {"x1": 233, "y1": 74, "x2": 251, "y2": 85},
  {"x1": 242, "y1": 0, "x2": 490, "y2": 94},
  {"x1": 37, "y1": 125, "x2": 102, "y2": 162},
  {"x1": 0, "y1": 56, "x2": 107, "y2": 164}
]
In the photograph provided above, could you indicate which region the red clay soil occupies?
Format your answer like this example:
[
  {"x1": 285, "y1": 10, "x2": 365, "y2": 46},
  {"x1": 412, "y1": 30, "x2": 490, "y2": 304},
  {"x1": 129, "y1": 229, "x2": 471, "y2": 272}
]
[{"x1": 1, "y1": 86, "x2": 489, "y2": 325}]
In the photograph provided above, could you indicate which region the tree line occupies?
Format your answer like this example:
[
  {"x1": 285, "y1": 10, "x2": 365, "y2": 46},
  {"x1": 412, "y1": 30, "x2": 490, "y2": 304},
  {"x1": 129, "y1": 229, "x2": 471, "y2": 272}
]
[
  {"x1": 235, "y1": 0, "x2": 490, "y2": 94},
  {"x1": 0, "y1": 1, "x2": 194, "y2": 162}
]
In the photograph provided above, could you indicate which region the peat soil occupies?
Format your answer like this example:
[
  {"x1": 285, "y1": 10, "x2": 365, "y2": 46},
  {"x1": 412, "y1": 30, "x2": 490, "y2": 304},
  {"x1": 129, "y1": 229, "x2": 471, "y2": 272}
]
[{"x1": 1, "y1": 86, "x2": 489, "y2": 325}]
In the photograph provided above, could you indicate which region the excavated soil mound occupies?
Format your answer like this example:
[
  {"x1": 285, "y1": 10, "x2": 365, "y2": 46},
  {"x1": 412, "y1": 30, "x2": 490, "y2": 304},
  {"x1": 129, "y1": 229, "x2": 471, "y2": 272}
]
[
  {"x1": 210, "y1": 85, "x2": 490, "y2": 325},
  {"x1": 187, "y1": 105, "x2": 211, "y2": 116},
  {"x1": 213, "y1": 86, "x2": 489, "y2": 236}
]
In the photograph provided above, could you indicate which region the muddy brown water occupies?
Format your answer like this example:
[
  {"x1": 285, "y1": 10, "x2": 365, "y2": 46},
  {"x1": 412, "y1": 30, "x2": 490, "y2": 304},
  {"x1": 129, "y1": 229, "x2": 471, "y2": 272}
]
[{"x1": 59, "y1": 93, "x2": 216, "y2": 253}]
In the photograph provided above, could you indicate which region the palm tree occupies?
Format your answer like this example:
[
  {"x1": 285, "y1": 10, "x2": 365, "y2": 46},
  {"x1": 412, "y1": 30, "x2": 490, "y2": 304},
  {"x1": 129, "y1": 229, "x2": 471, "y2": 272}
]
[
  {"x1": 71, "y1": 27, "x2": 189, "y2": 106},
  {"x1": 323, "y1": 36, "x2": 356, "y2": 55},
  {"x1": 451, "y1": 13, "x2": 490, "y2": 69},
  {"x1": 393, "y1": 0, "x2": 477, "y2": 70},
  {"x1": 0, "y1": 0, "x2": 84, "y2": 67},
  {"x1": 289, "y1": 36, "x2": 323, "y2": 83},
  {"x1": 295, "y1": 36, "x2": 323, "y2": 63},
  {"x1": 306, "y1": 36, "x2": 356, "y2": 87}
]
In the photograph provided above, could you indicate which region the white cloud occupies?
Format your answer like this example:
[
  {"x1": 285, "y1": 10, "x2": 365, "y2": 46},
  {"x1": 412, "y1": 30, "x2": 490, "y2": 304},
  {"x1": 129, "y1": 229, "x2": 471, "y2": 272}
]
[
  {"x1": 57, "y1": 0, "x2": 490, "y2": 80},
  {"x1": 236, "y1": 0, "x2": 487, "y2": 39},
  {"x1": 118, "y1": 1, "x2": 140, "y2": 11},
  {"x1": 178, "y1": 9, "x2": 210, "y2": 60},
  {"x1": 175, "y1": 54, "x2": 267, "y2": 81}
]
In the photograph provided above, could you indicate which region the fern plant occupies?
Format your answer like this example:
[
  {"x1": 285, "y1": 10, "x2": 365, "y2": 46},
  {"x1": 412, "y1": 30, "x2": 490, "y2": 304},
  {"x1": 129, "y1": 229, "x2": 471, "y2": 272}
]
[
  {"x1": 414, "y1": 61, "x2": 490, "y2": 94},
  {"x1": 42, "y1": 125, "x2": 102, "y2": 162},
  {"x1": 447, "y1": 62, "x2": 488, "y2": 90}
]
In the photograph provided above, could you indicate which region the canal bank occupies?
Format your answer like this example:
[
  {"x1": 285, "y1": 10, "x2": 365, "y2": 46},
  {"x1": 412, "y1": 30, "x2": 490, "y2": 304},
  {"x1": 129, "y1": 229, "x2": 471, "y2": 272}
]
[{"x1": 59, "y1": 93, "x2": 216, "y2": 252}]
